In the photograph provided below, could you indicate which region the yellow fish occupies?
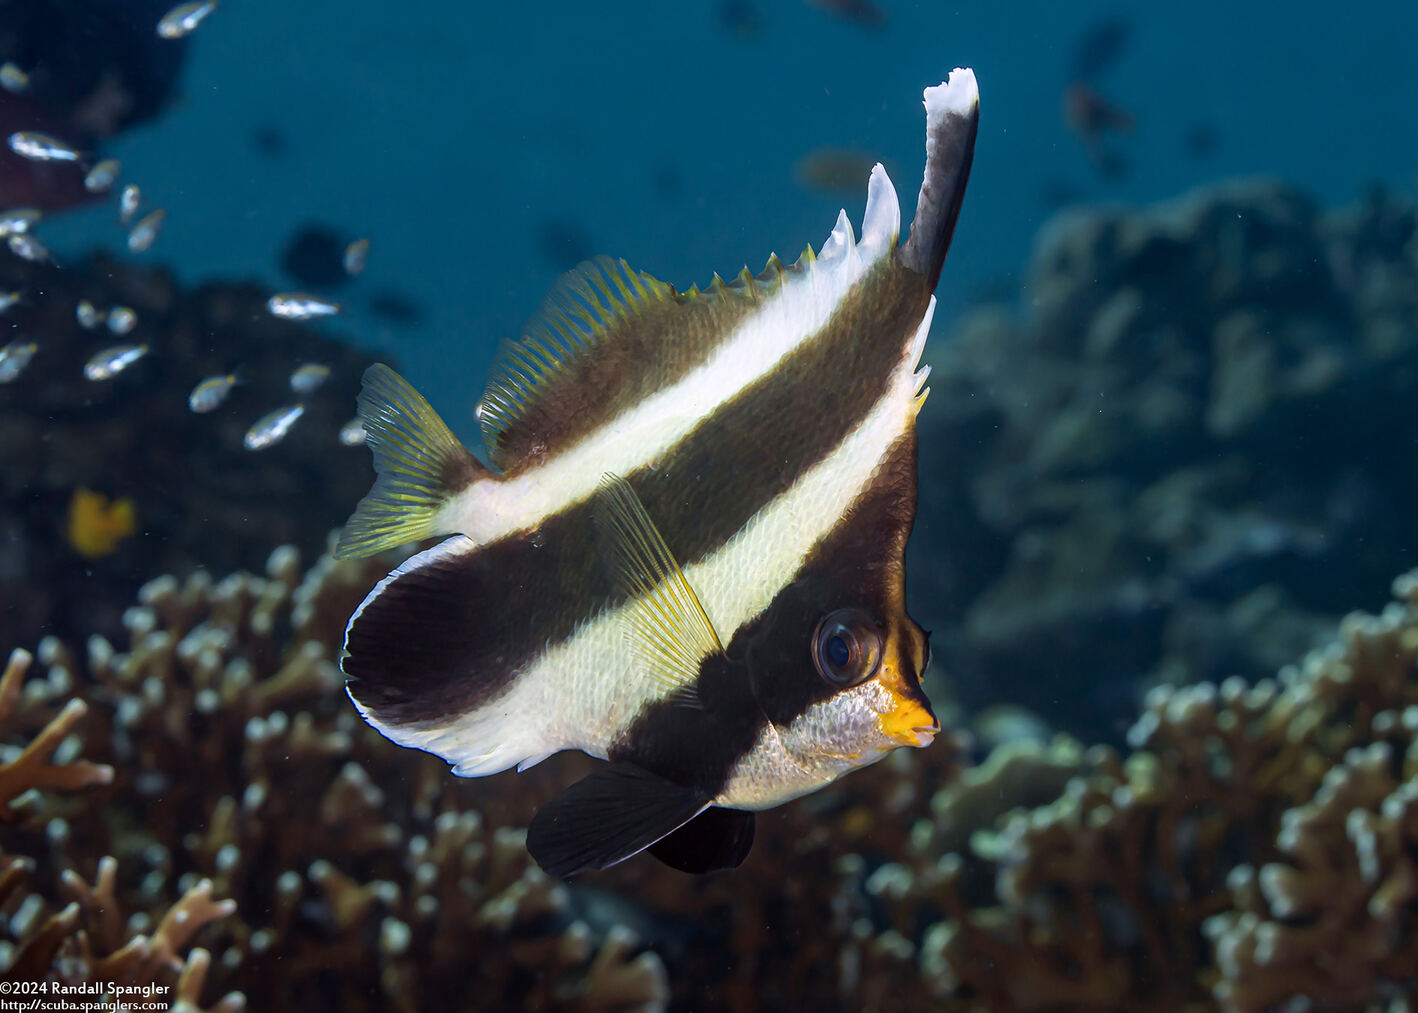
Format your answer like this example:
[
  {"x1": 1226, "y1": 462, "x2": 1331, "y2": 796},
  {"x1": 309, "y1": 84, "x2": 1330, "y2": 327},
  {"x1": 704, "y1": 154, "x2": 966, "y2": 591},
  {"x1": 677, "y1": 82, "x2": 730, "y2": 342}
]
[{"x1": 67, "y1": 488, "x2": 137, "y2": 559}]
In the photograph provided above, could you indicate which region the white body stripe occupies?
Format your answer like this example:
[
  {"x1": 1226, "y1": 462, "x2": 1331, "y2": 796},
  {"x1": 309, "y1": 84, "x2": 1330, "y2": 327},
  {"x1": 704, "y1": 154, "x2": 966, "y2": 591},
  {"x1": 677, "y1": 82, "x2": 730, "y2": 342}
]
[
  {"x1": 364, "y1": 295, "x2": 937, "y2": 780},
  {"x1": 438, "y1": 175, "x2": 902, "y2": 549}
]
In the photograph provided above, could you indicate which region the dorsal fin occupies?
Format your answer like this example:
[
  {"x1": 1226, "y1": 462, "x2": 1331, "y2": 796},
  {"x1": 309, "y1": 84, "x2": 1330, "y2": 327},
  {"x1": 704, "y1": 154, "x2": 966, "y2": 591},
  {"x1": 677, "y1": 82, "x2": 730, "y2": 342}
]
[{"x1": 475, "y1": 255, "x2": 792, "y2": 474}]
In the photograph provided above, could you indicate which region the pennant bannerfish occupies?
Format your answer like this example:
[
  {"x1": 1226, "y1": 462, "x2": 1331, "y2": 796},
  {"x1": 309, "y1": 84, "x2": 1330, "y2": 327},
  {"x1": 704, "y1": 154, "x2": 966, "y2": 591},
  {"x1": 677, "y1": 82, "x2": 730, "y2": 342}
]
[{"x1": 336, "y1": 69, "x2": 980, "y2": 879}]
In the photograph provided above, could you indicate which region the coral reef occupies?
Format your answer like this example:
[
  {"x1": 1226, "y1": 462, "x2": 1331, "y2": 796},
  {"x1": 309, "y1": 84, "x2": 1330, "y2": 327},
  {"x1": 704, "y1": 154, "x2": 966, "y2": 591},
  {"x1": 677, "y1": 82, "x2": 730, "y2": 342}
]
[
  {"x1": 0, "y1": 251, "x2": 379, "y2": 654},
  {"x1": 3, "y1": 518, "x2": 1417, "y2": 1009},
  {"x1": 913, "y1": 179, "x2": 1418, "y2": 741},
  {"x1": 0, "y1": 543, "x2": 669, "y2": 1010}
]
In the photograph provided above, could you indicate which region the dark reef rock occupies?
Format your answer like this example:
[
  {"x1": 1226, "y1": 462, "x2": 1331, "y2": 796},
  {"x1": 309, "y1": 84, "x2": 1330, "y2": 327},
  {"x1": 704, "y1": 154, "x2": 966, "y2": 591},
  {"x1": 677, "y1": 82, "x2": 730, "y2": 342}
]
[
  {"x1": 0, "y1": 251, "x2": 379, "y2": 654},
  {"x1": 912, "y1": 178, "x2": 1418, "y2": 742}
]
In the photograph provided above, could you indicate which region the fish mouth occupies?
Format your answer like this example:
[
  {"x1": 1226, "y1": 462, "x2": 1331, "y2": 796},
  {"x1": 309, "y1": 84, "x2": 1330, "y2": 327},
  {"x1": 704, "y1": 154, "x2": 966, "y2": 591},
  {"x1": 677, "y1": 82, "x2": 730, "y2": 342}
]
[{"x1": 907, "y1": 723, "x2": 940, "y2": 748}]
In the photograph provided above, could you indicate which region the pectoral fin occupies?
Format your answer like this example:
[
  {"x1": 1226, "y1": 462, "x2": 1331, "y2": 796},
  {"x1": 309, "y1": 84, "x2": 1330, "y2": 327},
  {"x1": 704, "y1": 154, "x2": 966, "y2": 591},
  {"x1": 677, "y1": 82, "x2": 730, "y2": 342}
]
[
  {"x1": 593, "y1": 473, "x2": 724, "y2": 706},
  {"x1": 526, "y1": 762, "x2": 709, "y2": 879},
  {"x1": 647, "y1": 807, "x2": 756, "y2": 874}
]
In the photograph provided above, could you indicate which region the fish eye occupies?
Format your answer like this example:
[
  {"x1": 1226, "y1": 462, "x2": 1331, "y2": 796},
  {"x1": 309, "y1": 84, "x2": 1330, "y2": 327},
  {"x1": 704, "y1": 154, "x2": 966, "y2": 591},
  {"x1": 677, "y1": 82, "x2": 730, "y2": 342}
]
[{"x1": 812, "y1": 608, "x2": 883, "y2": 687}]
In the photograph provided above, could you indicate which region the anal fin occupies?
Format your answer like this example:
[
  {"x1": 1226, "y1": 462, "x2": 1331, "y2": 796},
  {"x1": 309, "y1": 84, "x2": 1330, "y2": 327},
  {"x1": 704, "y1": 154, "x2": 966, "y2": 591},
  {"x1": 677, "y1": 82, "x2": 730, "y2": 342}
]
[
  {"x1": 647, "y1": 807, "x2": 755, "y2": 874},
  {"x1": 526, "y1": 762, "x2": 708, "y2": 879}
]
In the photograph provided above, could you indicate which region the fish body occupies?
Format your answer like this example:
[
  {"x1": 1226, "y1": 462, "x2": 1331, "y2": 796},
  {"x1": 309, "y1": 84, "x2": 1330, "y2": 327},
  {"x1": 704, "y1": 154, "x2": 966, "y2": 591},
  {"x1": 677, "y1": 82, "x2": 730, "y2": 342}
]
[
  {"x1": 343, "y1": 238, "x2": 370, "y2": 276},
  {"x1": 119, "y1": 185, "x2": 141, "y2": 224},
  {"x1": 127, "y1": 209, "x2": 166, "y2": 252},
  {"x1": 0, "y1": 292, "x2": 21, "y2": 314},
  {"x1": 7, "y1": 131, "x2": 81, "y2": 163},
  {"x1": 7, "y1": 233, "x2": 49, "y2": 263},
  {"x1": 83, "y1": 343, "x2": 149, "y2": 381},
  {"x1": 244, "y1": 404, "x2": 304, "y2": 450},
  {"x1": 189, "y1": 373, "x2": 240, "y2": 413},
  {"x1": 76, "y1": 300, "x2": 103, "y2": 330},
  {"x1": 0, "y1": 63, "x2": 29, "y2": 94},
  {"x1": 106, "y1": 306, "x2": 138, "y2": 335},
  {"x1": 84, "y1": 159, "x2": 121, "y2": 193},
  {"x1": 337, "y1": 70, "x2": 980, "y2": 879},
  {"x1": 0, "y1": 341, "x2": 37, "y2": 383},
  {"x1": 268, "y1": 293, "x2": 340, "y2": 320},
  {"x1": 157, "y1": 0, "x2": 218, "y2": 39},
  {"x1": 289, "y1": 362, "x2": 330, "y2": 394},
  {"x1": 0, "y1": 209, "x2": 39, "y2": 237},
  {"x1": 338, "y1": 417, "x2": 367, "y2": 447}
]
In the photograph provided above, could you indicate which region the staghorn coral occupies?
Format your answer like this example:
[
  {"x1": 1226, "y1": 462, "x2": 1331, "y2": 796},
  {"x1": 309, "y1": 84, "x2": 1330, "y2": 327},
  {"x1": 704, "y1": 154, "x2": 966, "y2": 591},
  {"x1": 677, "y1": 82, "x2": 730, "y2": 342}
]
[
  {"x1": 2, "y1": 549, "x2": 1418, "y2": 1010},
  {"x1": 0, "y1": 542, "x2": 670, "y2": 1011}
]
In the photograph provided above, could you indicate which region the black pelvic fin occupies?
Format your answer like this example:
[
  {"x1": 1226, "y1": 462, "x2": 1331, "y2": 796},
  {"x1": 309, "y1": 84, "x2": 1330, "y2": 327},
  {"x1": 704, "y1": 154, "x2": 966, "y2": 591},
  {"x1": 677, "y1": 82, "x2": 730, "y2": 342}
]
[
  {"x1": 647, "y1": 806, "x2": 756, "y2": 874},
  {"x1": 526, "y1": 763, "x2": 709, "y2": 879},
  {"x1": 900, "y1": 68, "x2": 979, "y2": 287}
]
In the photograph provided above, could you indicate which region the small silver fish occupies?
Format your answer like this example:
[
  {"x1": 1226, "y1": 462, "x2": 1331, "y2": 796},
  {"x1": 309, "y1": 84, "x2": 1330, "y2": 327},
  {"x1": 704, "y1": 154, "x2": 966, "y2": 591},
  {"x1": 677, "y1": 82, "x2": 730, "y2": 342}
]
[
  {"x1": 244, "y1": 404, "x2": 304, "y2": 450},
  {"x1": 0, "y1": 292, "x2": 21, "y2": 314},
  {"x1": 119, "y1": 185, "x2": 141, "y2": 224},
  {"x1": 338, "y1": 417, "x2": 367, "y2": 447},
  {"x1": 343, "y1": 238, "x2": 370, "y2": 276},
  {"x1": 0, "y1": 208, "x2": 40, "y2": 237},
  {"x1": 84, "y1": 343, "x2": 149, "y2": 381},
  {"x1": 0, "y1": 63, "x2": 29, "y2": 95},
  {"x1": 7, "y1": 131, "x2": 81, "y2": 163},
  {"x1": 157, "y1": 0, "x2": 218, "y2": 39},
  {"x1": 267, "y1": 293, "x2": 340, "y2": 320},
  {"x1": 127, "y1": 209, "x2": 166, "y2": 253},
  {"x1": 0, "y1": 341, "x2": 37, "y2": 383},
  {"x1": 7, "y1": 233, "x2": 49, "y2": 262},
  {"x1": 107, "y1": 306, "x2": 138, "y2": 335},
  {"x1": 289, "y1": 362, "x2": 330, "y2": 394},
  {"x1": 76, "y1": 300, "x2": 104, "y2": 330},
  {"x1": 84, "y1": 159, "x2": 121, "y2": 194},
  {"x1": 188, "y1": 372, "x2": 240, "y2": 413}
]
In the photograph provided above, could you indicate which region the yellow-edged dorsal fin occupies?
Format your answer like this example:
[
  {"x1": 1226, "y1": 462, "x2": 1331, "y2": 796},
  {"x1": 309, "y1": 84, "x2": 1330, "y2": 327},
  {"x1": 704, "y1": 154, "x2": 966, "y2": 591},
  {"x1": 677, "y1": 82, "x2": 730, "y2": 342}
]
[
  {"x1": 476, "y1": 255, "x2": 788, "y2": 475},
  {"x1": 593, "y1": 473, "x2": 723, "y2": 706}
]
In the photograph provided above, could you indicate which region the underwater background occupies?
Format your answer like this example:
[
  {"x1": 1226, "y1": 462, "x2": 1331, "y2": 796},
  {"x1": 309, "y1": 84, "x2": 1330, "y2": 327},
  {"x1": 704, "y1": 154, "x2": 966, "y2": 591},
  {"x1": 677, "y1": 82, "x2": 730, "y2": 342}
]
[{"x1": 4, "y1": 0, "x2": 1418, "y2": 1009}]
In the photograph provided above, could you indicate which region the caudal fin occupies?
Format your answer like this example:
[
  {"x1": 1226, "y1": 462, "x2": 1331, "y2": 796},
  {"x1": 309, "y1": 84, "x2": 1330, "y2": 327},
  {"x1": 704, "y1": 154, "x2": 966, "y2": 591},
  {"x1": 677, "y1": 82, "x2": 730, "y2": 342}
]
[{"x1": 335, "y1": 364, "x2": 487, "y2": 559}]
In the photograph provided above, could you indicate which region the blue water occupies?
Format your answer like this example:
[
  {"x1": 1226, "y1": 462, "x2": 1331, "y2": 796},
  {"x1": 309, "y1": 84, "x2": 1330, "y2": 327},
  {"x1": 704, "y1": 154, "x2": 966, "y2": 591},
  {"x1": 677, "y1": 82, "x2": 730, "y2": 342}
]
[{"x1": 42, "y1": 0, "x2": 1418, "y2": 439}]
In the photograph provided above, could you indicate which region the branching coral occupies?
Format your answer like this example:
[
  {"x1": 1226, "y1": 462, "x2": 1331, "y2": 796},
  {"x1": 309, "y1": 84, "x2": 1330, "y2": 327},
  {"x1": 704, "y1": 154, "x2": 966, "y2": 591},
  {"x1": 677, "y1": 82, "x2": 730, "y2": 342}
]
[
  {"x1": 806, "y1": 568, "x2": 1418, "y2": 1011},
  {"x1": 0, "y1": 542, "x2": 670, "y2": 1011},
  {"x1": 4, "y1": 545, "x2": 1418, "y2": 1010}
]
